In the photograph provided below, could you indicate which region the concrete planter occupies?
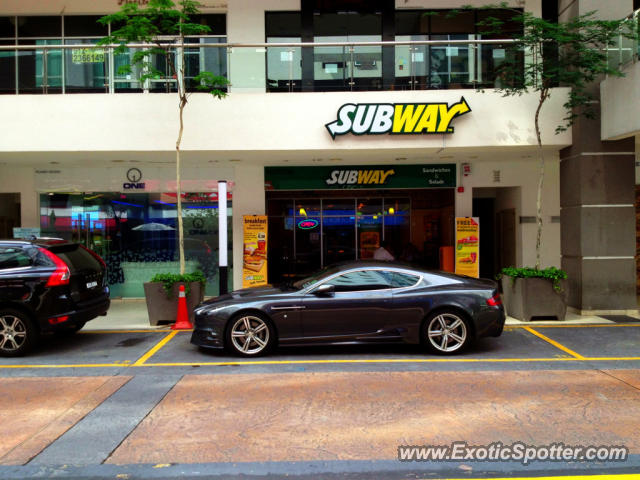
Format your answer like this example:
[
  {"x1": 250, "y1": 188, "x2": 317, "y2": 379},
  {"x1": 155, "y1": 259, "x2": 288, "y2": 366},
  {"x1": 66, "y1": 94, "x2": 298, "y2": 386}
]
[
  {"x1": 143, "y1": 281, "x2": 205, "y2": 326},
  {"x1": 501, "y1": 275, "x2": 567, "y2": 322}
]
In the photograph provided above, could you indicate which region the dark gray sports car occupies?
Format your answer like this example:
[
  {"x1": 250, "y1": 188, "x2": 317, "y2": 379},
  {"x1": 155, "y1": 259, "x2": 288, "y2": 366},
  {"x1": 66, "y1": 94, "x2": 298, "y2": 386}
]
[{"x1": 190, "y1": 261, "x2": 505, "y2": 357}]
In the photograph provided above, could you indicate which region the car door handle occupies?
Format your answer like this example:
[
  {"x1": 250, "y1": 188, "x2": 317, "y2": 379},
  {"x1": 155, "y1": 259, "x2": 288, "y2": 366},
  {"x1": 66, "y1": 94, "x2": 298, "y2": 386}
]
[{"x1": 271, "y1": 306, "x2": 306, "y2": 311}]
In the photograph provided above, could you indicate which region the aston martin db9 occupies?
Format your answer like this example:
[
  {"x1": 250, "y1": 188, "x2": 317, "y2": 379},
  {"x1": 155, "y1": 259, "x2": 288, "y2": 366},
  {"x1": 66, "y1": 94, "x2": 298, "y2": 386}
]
[{"x1": 191, "y1": 261, "x2": 504, "y2": 356}]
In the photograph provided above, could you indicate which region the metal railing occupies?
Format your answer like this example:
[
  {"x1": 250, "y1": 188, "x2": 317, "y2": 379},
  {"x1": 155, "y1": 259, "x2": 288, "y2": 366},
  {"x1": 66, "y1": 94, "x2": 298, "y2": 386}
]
[{"x1": 0, "y1": 37, "x2": 521, "y2": 94}]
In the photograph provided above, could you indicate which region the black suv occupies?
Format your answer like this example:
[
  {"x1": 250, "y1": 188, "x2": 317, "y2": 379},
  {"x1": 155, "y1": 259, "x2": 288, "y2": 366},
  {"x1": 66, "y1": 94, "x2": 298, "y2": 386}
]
[{"x1": 0, "y1": 239, "x2": 110, "y2": 356}]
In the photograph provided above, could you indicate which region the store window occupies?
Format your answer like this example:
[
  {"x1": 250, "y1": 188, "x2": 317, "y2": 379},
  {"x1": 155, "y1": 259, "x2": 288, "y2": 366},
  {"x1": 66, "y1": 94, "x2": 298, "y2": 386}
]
[{"x1": 39, "y1": 192, "x2": 232, "y2": 297}]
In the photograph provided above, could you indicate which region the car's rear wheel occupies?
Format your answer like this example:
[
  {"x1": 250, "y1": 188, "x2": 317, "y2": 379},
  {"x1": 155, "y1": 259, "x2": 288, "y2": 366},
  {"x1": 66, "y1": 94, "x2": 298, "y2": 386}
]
[
  {"x1": 422, "y1": 310, "x2": 470, "y2": 355},
  {"x1": 226, "y1": 313, "x2": 275, "y2": 357},
  {"x1": 0, "y1": 309, "x2": 38, "y2": 357}
]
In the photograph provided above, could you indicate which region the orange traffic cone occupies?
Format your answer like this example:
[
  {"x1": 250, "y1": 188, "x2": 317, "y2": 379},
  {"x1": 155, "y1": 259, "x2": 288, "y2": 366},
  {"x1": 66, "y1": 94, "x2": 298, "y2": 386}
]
[{"x1": 172, "y1": 284, "x2": 193, "y2": 330}]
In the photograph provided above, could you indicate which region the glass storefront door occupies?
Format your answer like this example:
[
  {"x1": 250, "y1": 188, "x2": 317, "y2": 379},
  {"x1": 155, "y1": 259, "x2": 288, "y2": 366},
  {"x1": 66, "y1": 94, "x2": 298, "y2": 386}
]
[
  {"x1": 267, "y1": 197, "x2": 410, "y2": 283},
  {"x1": 39, "y1": 192, "x2": 232, "y2": 297}
]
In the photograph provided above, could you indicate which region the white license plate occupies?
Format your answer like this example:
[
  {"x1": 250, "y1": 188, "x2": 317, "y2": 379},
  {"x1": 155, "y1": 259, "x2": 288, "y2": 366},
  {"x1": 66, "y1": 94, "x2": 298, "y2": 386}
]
[{"x1": 86, "y1": 281, "x2": 98, "y2": 289}]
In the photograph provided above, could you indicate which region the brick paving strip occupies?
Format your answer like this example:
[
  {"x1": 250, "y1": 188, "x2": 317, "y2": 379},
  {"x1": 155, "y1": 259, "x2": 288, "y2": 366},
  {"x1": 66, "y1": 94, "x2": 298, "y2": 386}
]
[
  {"x1": 106, "y1": 370, "x2": 640, "y2": 465},
  {"x1": 0, "y1": 376, "x2": 131, "y2": 465}
]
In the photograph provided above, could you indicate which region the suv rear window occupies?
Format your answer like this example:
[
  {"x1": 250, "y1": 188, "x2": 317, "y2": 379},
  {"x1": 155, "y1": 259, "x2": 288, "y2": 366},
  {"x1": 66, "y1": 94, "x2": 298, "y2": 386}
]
[{"x1": 48, "y1": 245, "x2": 102, "y2": 273}]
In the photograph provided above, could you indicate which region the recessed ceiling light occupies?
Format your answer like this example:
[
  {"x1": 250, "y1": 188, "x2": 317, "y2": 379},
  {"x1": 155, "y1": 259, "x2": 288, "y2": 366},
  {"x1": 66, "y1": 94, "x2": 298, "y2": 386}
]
[
  {"x1": 395, "y1": 157, "x2": 407, "y2": 161},
  {"x1": 329, "y1": 158, "x2": 342, "y2": 162},
  {"x1": 229, "y1": 159, "x2": 242, "y2": 163}
]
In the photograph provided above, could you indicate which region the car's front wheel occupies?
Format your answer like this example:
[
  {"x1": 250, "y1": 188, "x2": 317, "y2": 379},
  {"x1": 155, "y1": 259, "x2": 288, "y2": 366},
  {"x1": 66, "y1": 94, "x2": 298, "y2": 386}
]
[
  {"x1": 422, "y1": 310, "x2": 471, "y2": 355},
  {"x1": 226, "y1": 313, "x2": 275, "y2": 357},
  {"x1": 0, "y1": 308, "x2": 38, "y2": 357}
]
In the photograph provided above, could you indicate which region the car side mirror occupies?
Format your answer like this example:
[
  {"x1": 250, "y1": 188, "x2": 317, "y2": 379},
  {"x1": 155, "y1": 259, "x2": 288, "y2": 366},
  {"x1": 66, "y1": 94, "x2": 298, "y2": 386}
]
[{"x1": 313, "y1": 284, "x2": 335, "y2": 296}]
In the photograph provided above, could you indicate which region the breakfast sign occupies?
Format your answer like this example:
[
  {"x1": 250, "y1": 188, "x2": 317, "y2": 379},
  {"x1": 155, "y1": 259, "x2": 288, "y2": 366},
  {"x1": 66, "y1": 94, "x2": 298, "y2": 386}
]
[
  {"x1": 455, "y1": 217, "x2": 480, "y2": 278},
  {"x1": 242, "y1": 215, "x2": 268, "y2": 288}
]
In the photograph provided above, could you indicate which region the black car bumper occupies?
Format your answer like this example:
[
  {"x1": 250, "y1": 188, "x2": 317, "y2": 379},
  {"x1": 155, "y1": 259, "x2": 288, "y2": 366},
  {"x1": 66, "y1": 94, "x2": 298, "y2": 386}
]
[
  {"x1": 38, "y1": 290, "x2": 110, "y2": 333},
  {"x1": 191, "y1": 327, "x2": 224, "y2": 349},
  {"x1": 474, "y1": 306, "x2": 506, "y2": 338}
]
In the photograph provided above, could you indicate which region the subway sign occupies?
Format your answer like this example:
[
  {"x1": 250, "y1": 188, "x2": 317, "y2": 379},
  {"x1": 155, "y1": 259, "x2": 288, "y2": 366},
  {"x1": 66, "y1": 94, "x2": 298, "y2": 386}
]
[
  {"x1": 265, "y1": 165, "x2": 456, "y2": 190},
  {"x1": 325, "y1": 97, "x2": 471, "y2": 139}
]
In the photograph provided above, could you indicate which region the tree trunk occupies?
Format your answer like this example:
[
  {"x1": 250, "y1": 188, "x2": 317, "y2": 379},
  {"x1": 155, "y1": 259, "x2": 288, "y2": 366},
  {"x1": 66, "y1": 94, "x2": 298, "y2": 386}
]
[
  {"x1": 533, "y1": 88, "x2": 549, "y2": 270},
  {"x1": 176, "y1": 98, "x2": 186, "y2": 275}
]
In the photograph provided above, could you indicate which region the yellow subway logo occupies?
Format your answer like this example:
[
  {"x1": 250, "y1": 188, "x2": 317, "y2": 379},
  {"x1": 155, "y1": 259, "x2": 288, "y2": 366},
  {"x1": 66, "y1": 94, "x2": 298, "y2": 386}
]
[{"x1": 325, "y1": 97, "x2": 471, "y2": 139}]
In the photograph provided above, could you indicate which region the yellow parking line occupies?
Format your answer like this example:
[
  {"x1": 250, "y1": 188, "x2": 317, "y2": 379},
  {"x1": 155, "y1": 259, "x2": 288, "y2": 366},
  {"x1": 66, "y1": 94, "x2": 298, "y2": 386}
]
[
  {"x1": 511, "y1": 323, "x2": 640, "y2": 328},
  {"x1": 523, "y1": 326, "x2": 585, "y2": 359},
  {"x1": 435, "y1": 475, "x2": 640, "y2": 480},
  {"x1": 132, "y1": 330, "x2": 179, "y2": 367},
  {"x1": 0, "y1": 363, "x2": 126, "y2": 369},
  {"x1": 79, "y1": 329, "x2": 171, "y2": 334}
]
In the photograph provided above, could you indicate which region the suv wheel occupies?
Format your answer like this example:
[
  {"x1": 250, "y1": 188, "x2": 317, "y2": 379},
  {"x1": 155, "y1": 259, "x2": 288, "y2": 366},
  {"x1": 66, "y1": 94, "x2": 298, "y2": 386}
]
[{"x1": 0, "y1": 309, "x2": 38, "y2": 357}]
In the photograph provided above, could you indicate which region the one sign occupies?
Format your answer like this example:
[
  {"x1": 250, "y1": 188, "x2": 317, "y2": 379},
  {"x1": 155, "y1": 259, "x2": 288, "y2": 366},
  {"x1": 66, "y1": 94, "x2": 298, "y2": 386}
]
[
  {"x1": 265, "y1": 164, "x2": 456, "y2": 190},
  {"x1": 455, "y1": 217, "x2": 479, "y2": 278},
  {"x1": 242, "y1": 216, "x2": 268, "y2": 288},
  {"x1": 325, "y1": 97, "x2": 470, "y2": 139},
  {"x1": 13, "y1": 228, "x2": 41, "y2": 240}
]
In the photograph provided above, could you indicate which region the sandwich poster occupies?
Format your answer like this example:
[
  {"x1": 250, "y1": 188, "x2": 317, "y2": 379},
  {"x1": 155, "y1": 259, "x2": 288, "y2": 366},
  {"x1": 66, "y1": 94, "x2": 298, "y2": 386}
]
[
  {"x1": 455, "y1": 217, "x2": 479, "y2": 278},
  {"x1": 242, "y1": 215, "x2": 268, "y2": 288}
]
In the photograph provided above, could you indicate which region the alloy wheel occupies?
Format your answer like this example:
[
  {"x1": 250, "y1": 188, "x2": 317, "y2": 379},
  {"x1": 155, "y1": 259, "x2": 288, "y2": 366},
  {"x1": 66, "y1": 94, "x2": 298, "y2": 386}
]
[
  {"x1": 230, "y1": 315, "x2": 270, "y2": 355},
  {"x1": 427, "y1": 313, "x2": 467, "y2": 353},
  {"x1": 0, "y1": 315, "x2": 28, "y2": 352}
]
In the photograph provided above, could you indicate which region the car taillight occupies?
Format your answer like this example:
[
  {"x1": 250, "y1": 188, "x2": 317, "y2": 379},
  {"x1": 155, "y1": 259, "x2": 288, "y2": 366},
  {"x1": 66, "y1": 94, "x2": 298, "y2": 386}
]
[
  {"x1": 486, "y1": 292, "x2": 502, "y2": 306},
  {"x1": 80, "y1": 244, "x2": 106, "y2": 269},
  {"x1": 38, "y1": 247, "x2": 71, "y2": 287}
]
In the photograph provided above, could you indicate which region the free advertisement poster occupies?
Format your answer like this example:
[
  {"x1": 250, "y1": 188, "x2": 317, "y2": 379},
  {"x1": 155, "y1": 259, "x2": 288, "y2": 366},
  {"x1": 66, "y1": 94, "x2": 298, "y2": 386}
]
[
  {"x1": 242, "y1": 216, "x2": 268, "y2": 288},
  {"x1": 455, "y1": 217, "x2": 479, "y2": 278}
]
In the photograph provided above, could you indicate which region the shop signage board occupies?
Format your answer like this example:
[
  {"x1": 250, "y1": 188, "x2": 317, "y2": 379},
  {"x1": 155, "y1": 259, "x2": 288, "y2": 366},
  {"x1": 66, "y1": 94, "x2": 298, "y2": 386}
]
[
  {"x1": 242, "y1": 215, "x2": 268, "y2": 288},
  {"x1": 265, "y1": 164, "x2": 455, "y2": 190},
  {"x1": 13, "y1": 228, "x2": 41, "y2": 240},
  {"x1": 455, "y1": 217, "x2": 480, "y2": 278},
  {"x1": 325, "y1": 97, "x2": 470, "y2": 139}
]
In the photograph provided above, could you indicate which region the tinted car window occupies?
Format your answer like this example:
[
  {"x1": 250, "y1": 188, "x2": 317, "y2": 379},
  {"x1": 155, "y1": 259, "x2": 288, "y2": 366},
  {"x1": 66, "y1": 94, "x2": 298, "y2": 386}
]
[
  {"x1": 48, "y1": 245, "x2": 101, "y2": 273},
  {"x1": 390, "y1": 272, "x2": 420, "y2": 288},
  {"x1": 0, "y1": 247, "x2": 32, "y2": 269},
  {"x1": 324, "y1": 270, "x2": 392, "y2": 292}
]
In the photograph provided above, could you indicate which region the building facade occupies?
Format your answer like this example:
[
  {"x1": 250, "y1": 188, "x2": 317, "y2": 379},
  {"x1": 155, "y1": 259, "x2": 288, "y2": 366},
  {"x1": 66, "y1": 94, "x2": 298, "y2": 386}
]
[{"x1": 0, "y1": 0, "x2": 635, "y2": 314}]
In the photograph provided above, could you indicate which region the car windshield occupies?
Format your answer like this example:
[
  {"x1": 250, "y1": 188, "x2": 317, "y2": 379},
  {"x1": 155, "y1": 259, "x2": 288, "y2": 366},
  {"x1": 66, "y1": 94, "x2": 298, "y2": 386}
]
[{"x1": 293, "y1": 265, "x2": 342, "y2": 290}]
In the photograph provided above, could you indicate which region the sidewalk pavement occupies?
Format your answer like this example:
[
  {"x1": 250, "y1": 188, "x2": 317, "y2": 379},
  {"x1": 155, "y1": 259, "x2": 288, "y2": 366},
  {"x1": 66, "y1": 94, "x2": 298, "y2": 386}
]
[{"x1": 84, "y1": 298, "x2": 637, "y2": 331}]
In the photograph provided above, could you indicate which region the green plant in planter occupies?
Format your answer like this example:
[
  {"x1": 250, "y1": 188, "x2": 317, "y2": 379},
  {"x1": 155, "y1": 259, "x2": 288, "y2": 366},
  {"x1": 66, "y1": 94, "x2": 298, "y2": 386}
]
[
  {"x1": 497, "y1": 266, "x2": 567, "y2": 292},
  {"x1": 150, "y1": 271, "x2": 206, "y2": 299}
]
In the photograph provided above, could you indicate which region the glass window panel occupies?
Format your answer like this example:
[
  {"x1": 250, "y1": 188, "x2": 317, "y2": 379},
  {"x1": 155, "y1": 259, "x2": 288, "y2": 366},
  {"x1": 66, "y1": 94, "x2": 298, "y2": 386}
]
[
  {"x1": 396, "y1": 11, "x2": 429, "y2": 35},
  {"x1": 357, "y1": 198, "x2": 383, "y2": 215},
  {"x1": 266, "y1": 12, "x2": 301, "y2": 37},
  {"x1": 18, "y1": 16, "x2": 62, "y2": 37},
  {"x1": 322, "y1": 199, "x2": 355, "y2": 215},
  {"x1": 295, "y1": 200, "x2": 321, "y2": 217},
  {"x1": 385, "y1": 215, "x2": 410, "y2": 262},
  {"x1": 17, "y1": 39, "x2": 62, "y2": 93},
  {"x1": 0, "y1": 17, "x2": 15, "y2": 38},
  {"x1": 192, "y1": 14, "x2": 226, "y2": 35},
  {"x1": 430, "y1": 10, "x2": 475, "y2": 34},
  {"x1": 357, "y1": 215, "x2": 382, "y2": 259},
  {"x1": 0, "y1": 40, "x2": 15, "y2": 93},
  {"x1": 40, "y1": 192, "x2": 232, "y2": 297},
  {"x1": 114, "y1": 47, "x2": 144, "y2": 92},
  {"x1": 295, "y1": 216, "x2": 321, "y2": 277},
  {"x1": 477, "y1": 9, "x2": 523, "y2": 38},
  {"x1": 64, "y1": 15, "x2": 107, "y2": 37},
  {"x1": 384, "y1": 198, "x2": 410, "y2": 216},
  {"x1": 64, "y1": 39, "x2": 107, "y2": 92},
  {"x1": 267, "y1": 37, "x2": 301, "y2": 91},
  {"x1": 323, "y1": 215, "x2": 355, "y2": 265},
  {"x1": 0, "y1": 247, "x2": 32, "y2": 269},
  {"x1": 267, "y1": 199, "x2": 293, "y2": 217},
  {"x1": 324, "y1": 270, "x2": 391, "y2": 292},
  {"x1": 184, "y1": 37, "x2": 227, "y2": 92},
  {"x1": 267, "y1": 216, "x2": 294, "y2": 283}
]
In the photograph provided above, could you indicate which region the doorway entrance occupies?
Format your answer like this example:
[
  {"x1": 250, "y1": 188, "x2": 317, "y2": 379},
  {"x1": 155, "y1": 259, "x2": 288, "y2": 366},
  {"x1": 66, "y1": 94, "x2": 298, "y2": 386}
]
[{"x1": 0, "y1": 193, "x2": 20, "y2": 239}]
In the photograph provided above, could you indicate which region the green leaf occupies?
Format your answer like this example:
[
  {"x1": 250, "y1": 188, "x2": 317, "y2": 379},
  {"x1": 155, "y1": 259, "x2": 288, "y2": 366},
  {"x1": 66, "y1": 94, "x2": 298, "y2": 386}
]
[{"x1": 150, "y1": 271, "x2": 207, "y2": 298}]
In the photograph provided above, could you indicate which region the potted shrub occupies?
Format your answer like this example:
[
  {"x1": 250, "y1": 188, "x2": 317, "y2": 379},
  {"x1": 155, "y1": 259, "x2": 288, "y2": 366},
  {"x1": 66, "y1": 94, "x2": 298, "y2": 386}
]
[
  {"x1": 499, "y1": 267, "x2": 567, "y2": 322},
  {"x1": 143, "y1": 271, "x2": 206, "y2": 326}
]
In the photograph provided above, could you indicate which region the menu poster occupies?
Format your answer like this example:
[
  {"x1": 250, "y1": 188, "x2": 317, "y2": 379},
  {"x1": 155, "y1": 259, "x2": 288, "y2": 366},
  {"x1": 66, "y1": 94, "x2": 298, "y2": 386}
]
[
  {"x1": 242, "y1": 215, "x2": 268, "y2": 288},
  {"x1": 455, "y1": 217, "x2": 480, "y2": 278}
]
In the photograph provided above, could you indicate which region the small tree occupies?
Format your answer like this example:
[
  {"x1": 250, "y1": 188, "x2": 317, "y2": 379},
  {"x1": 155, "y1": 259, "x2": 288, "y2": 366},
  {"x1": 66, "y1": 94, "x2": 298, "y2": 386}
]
[
  {"x1": 465, "y1": 3, "x2": 633, "y2": 269},
  {"x1": 98, "y1": 0, "x2": 228, "y2": 275}
]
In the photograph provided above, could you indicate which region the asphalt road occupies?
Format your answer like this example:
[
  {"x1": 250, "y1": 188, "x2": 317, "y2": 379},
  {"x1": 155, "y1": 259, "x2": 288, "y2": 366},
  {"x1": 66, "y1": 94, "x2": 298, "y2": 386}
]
[{"x1": 1, "y1": 321, "x2": 640, "y2": 480}]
